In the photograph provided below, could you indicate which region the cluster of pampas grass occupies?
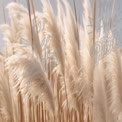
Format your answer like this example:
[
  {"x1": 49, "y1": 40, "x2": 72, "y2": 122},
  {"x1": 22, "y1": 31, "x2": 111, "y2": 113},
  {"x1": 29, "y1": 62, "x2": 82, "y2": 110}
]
[{"x1": 0, "y1": 0, "x2": 122, "y2": 122}]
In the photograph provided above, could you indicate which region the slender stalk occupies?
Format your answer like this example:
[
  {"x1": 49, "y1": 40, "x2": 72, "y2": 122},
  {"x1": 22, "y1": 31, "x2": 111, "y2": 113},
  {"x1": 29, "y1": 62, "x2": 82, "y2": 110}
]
[
  {"x1": 110, "y1": 0, "x2": 116, "y2": 29},
  {"x1": 27, "y1": 0, "x2": 34, "y2": 56},
  {"x1": 31, "y1": 0, "x2": 42, "y2": 61},
  {"x1": 30, "y1": 0, "x2": 39, "y2": 36},
  {"x1": 93, "y1": 0, "x2": 96, "y2": 45},
  {"x1": 73, "y1": 0, "x2": 79, "y2": 49},
  {"x1": 19, "y1": 93, "x2": 24, "y2": 122},
  {"x1": 41, "y1": 102, "x2": 44, "y2": 122},
  {"x1": 2, "y1": 0, "x2": 6, "y2": 24}
]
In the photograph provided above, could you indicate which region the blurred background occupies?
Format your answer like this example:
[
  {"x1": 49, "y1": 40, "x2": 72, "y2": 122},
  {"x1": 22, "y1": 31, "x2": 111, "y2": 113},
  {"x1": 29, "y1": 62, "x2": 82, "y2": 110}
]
[{"x1": 0, "y1": 0, "x2": 122, "y2": 51}]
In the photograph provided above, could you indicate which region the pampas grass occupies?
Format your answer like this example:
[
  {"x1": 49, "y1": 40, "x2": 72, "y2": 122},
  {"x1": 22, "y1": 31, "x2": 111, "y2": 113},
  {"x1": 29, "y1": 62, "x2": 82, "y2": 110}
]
[{"x1": 0, "y1": 0, "x2": 121, "y2": 122}]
